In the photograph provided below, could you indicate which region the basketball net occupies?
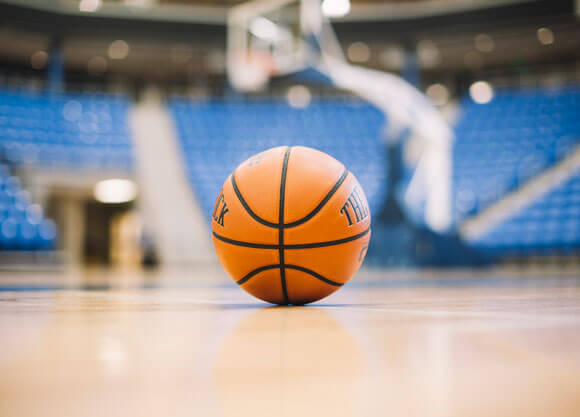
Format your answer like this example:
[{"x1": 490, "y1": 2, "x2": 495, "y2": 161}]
[
  {"x1": 228, "y1": 51, "x2": 274, "y2": 91},
  {"x1": 227, "y1": 0, "x2": 308, "y2": 91}
]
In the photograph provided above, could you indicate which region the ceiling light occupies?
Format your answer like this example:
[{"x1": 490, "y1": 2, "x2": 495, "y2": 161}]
[
  {"x1": 379, "y1": 46, "x2": 404, "y2": 70},
  {"x1": 123, "y1": 0, "x2": 152, "y2": 7},
  {"x1": 79, "y1": 0, "x2": 101, "y2": 12},
  {"x1": 287, "y1": 85, "x2": 311, "y2": 108},
  {"x1": 322, "y1": 0, "x2": 351, "y2": 18},
  {"x1": 347, "y1": 42, "x2": 370, "y2": 63},
  {"x1": 426, "y1": 83, "x2": 450, "y2": 106},
  {"x1": 108, "y1": 40, "x2": 130, "y2": 60},
  {"x1": 417, "y1": 40, "x2": 441, "y2": 68},
  {"x1": 537, "y1": 27, "x2": 554, "y2": 45},
  {"x1": 469, "y1": 81, "x2": 493, "y2": 104}
]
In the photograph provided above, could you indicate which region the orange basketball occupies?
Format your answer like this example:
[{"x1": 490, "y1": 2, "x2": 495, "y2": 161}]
[{"x1": 211, "y1": 146, "x2": 371, "y2": 305}]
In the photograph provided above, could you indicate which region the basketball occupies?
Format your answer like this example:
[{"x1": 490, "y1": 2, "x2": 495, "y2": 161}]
[{"x1": 211, "y1": 146, "x2": 371, "y2": 305}]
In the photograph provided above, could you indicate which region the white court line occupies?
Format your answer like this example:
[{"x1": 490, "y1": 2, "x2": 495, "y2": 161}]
[
  {"x1": 53, "y1": 291, "x2": 580, "y2": 324},
  {"x1": 326, "y1": 305, "x2": 580, "y2": 323},
  {"x1": 85, "y1": 291, "x2": 252, "y2": 306}
]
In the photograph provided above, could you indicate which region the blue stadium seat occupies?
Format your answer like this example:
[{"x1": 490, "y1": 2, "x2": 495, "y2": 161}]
[{"x1": 169, "y1": 98, "x2": 388, "y2": 224}]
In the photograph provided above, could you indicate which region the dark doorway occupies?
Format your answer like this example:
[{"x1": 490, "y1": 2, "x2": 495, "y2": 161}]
[{"x1": 83, "y1": 200, "x2": 133, "y2": 265}]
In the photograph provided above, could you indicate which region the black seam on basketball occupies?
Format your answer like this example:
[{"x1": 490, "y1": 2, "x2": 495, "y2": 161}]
[
  {"x1": 278, "y1": 146, "x2": 291, "y2": 305},
  {"x1": 231, "y1": 172, "x2": 278, "y2": 228},
  {"x1": 234, "y1": 264, "x2": 343, "y2": 287},
  {"x1": 285, "y1": 265, "x2": 344, "y2": 287},
  {"x1": 236, "y1": 264, "x2": 280, "y2": 285},
  {"x1": 284, "y1": 169, "x2": 349, "y2": 228},
  {"x1": 212, "y1": 227, "x2": 371, "y2": 250},
  {"x1": 284, "y1": 227, "x2": 371, "y2": 249},
  {"x1": 212, "y1": 232, "x2": 278, "y2": 249}
]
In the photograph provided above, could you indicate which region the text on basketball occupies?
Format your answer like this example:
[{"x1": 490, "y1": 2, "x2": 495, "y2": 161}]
[
  {"x1": 212, "y1": 190, "x2": 229, "y2": 226},
  {"x1": 340, "y1": 186, "x2": 369, "y2": 226}
]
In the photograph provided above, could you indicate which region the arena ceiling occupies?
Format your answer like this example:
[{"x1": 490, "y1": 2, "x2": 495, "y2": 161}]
[
  {"x1": 0, "y1": 0, "x2": 572, "y2": 24},
  {"x1": 0, "y1": 0, "x2": 578, "y2": 83}
]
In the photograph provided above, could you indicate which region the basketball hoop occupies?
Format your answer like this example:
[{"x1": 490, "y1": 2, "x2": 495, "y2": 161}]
[{"x1": 227, "y1": 0, "x2": 307, "y2": 92}]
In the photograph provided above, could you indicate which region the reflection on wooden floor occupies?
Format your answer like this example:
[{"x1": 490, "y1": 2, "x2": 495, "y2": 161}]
[{"x1": 0, "y1": 271, "x2": 579, "y2": 417}]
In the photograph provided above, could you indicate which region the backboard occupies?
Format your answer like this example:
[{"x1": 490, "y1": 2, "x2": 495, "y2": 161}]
[{"x1": 227, "y1": 0, "x2": 314, "y2": 91}]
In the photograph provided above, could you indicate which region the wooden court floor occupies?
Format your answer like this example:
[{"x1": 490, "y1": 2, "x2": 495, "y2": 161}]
[{"x1": 0, "y1": 269, "x2": 579, "y2": 417}]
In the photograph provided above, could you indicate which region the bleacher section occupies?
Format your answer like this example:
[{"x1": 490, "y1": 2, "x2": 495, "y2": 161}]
[
  {"x1": 0, "y1": 88, "x2": 134, "y2": 253},
  {"x1": 0, "y1": 89, "x2": 133, "y2": 170},
  {"x1": 0, "y1": 163, "x2": 57, "y2": 250},
  {"x1": 172, "y1": 90, "x2": 579, "y2": 262},
  {"x1": 170, "y1": 98, "x2": 388, "y2": 224},
  {"x1": 453, "y1": 86, "x2": 580, "y2": 254},
  {"x1": 453, "y1": 87, "x2": 580, "y2": 221},
  {"x1": 474, "y1": 172, "x2": 580, "y2": 254}
]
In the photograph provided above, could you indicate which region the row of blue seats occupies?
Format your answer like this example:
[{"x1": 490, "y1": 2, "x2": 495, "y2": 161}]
[
  {"x1": 174, "y1": 122, "x2": 381, "y2": 140},
  {"x1": 0, "y1": 146, "x2": 133, "y2": 168},
  {"x1": 0, "y1": 164, "x2": 57, "y2": 251},
  {"x1": 0, "y1": 89, "x2": 134, "y2": 171},
  {"x1": 0, "y1": 130, "x2": 131, "y2": 144},
  {"x1": 176, "y1": 130, "x2": 380, "y2": 142},
  {"x1": 0, "y1": 116, "x2": 130, "y2": 132},
  {"x1": 452, "y1": 86, "x2": 580, "y2": 221},
  {"x1": 0, "y1": 89, "x2": 136, "y2": 251},
  {"x1": 170, "y1": 98, "x2": 388, "y2": 223},
  {"x1": 470, "y1": 168, "x2": 580, "y2": 252}
]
